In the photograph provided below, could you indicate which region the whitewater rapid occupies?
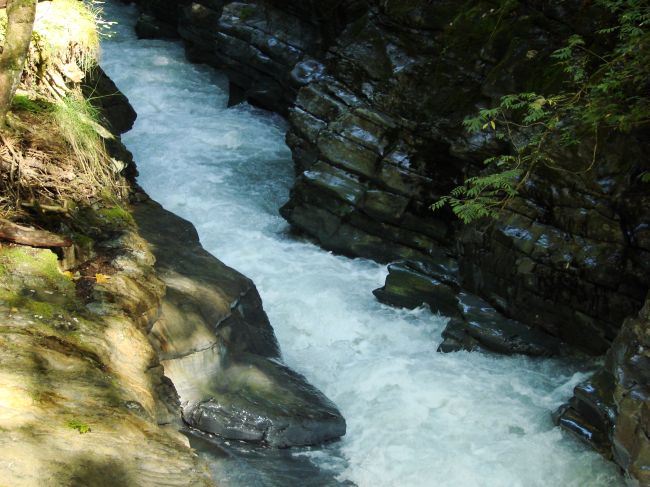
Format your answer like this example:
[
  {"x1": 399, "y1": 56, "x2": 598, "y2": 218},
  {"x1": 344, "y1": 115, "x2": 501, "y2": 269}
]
[{"x1": 100, "y1": 3, "x2": 623, "y2": 486}]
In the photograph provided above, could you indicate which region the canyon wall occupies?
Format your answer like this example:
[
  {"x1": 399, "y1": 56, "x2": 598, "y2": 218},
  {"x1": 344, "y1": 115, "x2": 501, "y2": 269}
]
[{"x1": 130, "y1": 0, "x2": 650, "y2": 482}]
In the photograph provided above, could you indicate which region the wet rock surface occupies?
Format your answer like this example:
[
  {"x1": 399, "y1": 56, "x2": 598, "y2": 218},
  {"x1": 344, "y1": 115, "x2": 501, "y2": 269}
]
[
  {"x1": 557, "y1": 293, "x2": 650, "y2": 485},
  {"x1": 134, "y1": 198, "x2": 346, "y2": 447},
  {"x1": 175, "y1": 349, "x2": 346, "y2": 448},
  {"x1": 130, "y1": 0, "x2": 649, "y2": 480},
  {"x1": 375, "y1": 261, "x2": 565, "y2": 357},
  {"x1": 133, "y1": 0, "x2": 649, "y2": 357}
]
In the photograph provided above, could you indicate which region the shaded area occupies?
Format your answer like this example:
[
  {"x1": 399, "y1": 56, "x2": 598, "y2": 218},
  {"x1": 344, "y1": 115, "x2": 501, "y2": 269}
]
[
  {"x1": 134, "y1": 198, "x2": 346, "y2": 447},
  {"x1": 187, "y1": 430, "x2": 355, "y2": 487}
]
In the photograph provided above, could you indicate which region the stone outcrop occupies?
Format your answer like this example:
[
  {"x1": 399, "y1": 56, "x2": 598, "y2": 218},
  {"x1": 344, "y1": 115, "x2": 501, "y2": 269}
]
[
  {"x1": 135, "y1": 198, "x2": 346, "y2": 447},
  {"x1": 374, "y1": 261, "x2": 566, "y2": 356},
  {"x1": 555, "y1": 293, "x2": 650, "y2": 486},
  {"x1": 132, "y1": 0, "x2": 650, "y2": 356},
  {"x1": 1, "y1": 52, "x2": 347, "y2": 486},
  {"x1": 129, "y1": 0, "x2": 649, "y2": 481},
  {"x1": 0, "y1": 222, "x2": 214, "y2": 487},
  {"x1": 92, "y1": 52, "x2": 345, "y2": 448}
]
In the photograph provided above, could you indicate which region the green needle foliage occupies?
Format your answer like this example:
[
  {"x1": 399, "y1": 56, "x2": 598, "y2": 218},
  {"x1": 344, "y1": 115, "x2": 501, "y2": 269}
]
[{"x1": 434, "y1": 0, "x2": 650, "y2": 223}]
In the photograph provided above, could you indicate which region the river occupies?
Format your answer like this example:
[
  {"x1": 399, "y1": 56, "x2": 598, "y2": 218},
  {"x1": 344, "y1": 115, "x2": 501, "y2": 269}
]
[{"x1": 100, "y1": 3, "x2": 623, "y2": 486}]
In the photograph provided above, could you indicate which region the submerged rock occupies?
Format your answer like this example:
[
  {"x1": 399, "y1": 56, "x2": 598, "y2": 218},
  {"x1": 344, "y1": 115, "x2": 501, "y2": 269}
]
[
  {"x1": 134, "y1": 198, "x2": 346, "y2": 447},
  {"x1": 374, "y1": 261, "x2": 564, "y2": 356}
]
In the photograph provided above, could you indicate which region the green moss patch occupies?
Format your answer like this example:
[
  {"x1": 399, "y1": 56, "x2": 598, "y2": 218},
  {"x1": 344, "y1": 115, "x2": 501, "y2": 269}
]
[
  {"x1": 66, "y1": 419, "x2": 92, "y2": 434},
  {"x1": 97, "y1": 205, "x2": 134, "y2": 231}
]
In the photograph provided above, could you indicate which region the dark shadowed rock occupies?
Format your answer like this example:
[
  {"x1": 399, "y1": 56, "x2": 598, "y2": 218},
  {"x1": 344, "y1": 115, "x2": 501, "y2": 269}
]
[
  {"x1": 83, "y1": 65, "x2": 137, "y2": 135},
  {"x1": 374, "y1": 261, "x2": 564, "y2": 356},
  {"x1": 135, "y1": 13, "x2": 179, "y2": 39},
  {"x1": 440, "y1": 292, "x2": 565, "y2": 357},
  {"x1": 557, "y1": 293, "x2": 650, "y2": 483},
  {"x1": 373, "y1": 261, "x2": 460, "y2": 317}
]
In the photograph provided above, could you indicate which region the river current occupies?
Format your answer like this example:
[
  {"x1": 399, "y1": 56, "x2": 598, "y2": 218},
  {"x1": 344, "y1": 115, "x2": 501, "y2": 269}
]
[{"x1": 101, "y1": 3, "x2": 623, "y2": 486}]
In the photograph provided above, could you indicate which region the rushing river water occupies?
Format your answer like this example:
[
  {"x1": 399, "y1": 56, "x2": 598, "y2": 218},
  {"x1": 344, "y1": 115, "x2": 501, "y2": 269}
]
[{"x1": 101, "y1": 3, "x2": 624, "y2": 486}]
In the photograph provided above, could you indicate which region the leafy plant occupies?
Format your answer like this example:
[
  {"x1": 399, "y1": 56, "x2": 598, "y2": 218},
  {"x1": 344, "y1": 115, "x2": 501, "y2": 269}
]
[{"x1": 434, "y1": 0, "x2": 650, "y2": 223}]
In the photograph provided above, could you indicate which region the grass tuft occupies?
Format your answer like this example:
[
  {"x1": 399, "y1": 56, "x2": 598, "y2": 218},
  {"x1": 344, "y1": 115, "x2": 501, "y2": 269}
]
[
  {"x1": 34, "y1": 0, "x2": 101, "y2": 71},
  {"x1": 0, "y1": 0, "x2": 128, "y2": 220},
  {"x1": 51, "y1": 93, "x2": 115, "y2": 190},
  {"x1": 11, "y1": 94, "x2": 52, "y2": 114}
]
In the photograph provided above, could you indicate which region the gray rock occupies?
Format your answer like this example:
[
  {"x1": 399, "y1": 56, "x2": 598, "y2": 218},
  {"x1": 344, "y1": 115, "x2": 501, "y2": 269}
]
[
  {"x1": 181, "y1": 351, "x2": 346, "y2": 447},
  {"x1": 135, "y1": 13, "x2": 179, "y2": 39},
  {"x1": 557, "y1": 293, "x2": 650, "y2": 482},
  {"x1": 373, "y1": 261, "x2": 460, "y2": 318},
  {"x1": 134, "y1": 199, "x2": 346, "y2": 447},
  {"x1": 439, "y1": 292, "x2": 565, "y2": 357}
]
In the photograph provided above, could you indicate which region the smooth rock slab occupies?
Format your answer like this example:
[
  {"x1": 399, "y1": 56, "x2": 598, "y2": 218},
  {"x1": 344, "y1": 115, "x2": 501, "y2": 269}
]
[
  {"x1": 136, "y1": 199, "x2": 346, "y2": 447},
  {"x1": 182, "y1": 351, "x2": 346, "y2": 447}
]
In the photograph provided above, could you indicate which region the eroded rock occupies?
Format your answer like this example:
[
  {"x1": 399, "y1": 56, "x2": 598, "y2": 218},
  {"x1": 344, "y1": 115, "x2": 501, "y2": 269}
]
[
  {"x1": 0, "y1": 237, "x2": 213, "y2": 487},
  {"x1": 134, "y1": 198, "x2": 346, "y2": 447}
]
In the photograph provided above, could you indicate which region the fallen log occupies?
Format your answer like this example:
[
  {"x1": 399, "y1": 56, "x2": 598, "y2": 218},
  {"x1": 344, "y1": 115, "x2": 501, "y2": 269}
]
[{"x1": 0, "y1": 218, "x2": 71, "y2": 247}]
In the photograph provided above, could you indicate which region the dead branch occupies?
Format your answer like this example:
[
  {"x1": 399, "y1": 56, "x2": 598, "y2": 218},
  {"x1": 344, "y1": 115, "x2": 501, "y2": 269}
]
[{"x1": 0, "y1": 218, "x2": 71, "y2": 247}]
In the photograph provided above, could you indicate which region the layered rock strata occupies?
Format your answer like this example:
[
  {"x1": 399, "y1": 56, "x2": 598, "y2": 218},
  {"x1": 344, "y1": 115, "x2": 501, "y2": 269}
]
[
  {"x1": 129, "y1": 0, "x2": 650, "y2": 481},
  {"x1": 556, "y1": 293, "x2": 650, "y2": 485},
  {"x1": 0, "y1": 213, "x2": 214, "y2": 487},
  {"x1": 133, "y1": 0, "x2": 650, "y2": 355}
]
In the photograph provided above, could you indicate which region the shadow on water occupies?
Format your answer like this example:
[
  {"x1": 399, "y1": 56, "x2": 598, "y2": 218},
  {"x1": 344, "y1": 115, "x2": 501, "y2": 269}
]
[{"x1": 185, "y1": 429, "x2": 356, "y2": 487}]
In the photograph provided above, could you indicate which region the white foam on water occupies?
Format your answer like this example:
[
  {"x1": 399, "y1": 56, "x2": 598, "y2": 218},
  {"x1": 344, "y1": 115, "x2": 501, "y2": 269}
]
[{"x1": 100, "y1": 3, "x2": 624, "y2": 486}]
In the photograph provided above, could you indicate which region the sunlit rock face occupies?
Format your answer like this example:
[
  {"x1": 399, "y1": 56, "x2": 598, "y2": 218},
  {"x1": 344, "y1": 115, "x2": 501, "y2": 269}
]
[
  {"x1": 0, "y1": 235, "x2": 214, "y2": 487},
  {"x1": 135, "y1": 199, "x2": 346, "y2": 447}
]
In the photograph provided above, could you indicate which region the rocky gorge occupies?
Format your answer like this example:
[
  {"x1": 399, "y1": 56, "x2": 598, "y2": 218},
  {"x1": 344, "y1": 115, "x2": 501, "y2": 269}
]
[
  {"x1": 0, "y1": 4, "x2": 346, "y2": 482},
  {"x1": 1, "y1": 0, "x2": 647, "y2": 484},
  {"x1": 128, "y1": 0, "x2": 650, "y2": 484}
]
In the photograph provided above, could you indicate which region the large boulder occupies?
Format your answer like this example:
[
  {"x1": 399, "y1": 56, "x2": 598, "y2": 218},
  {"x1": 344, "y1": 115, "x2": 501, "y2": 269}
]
[{"x1": 134, "y1": 198, "x2": 346, "y2": 447}]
